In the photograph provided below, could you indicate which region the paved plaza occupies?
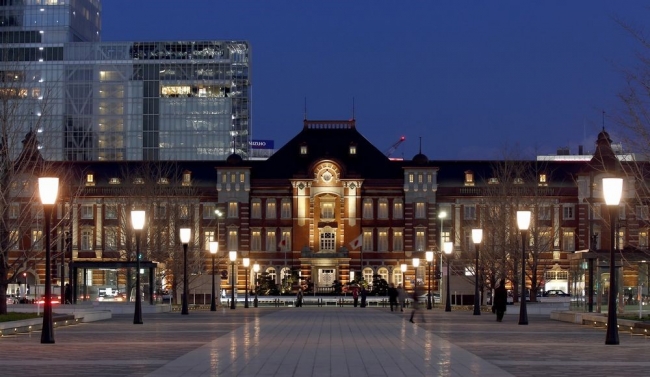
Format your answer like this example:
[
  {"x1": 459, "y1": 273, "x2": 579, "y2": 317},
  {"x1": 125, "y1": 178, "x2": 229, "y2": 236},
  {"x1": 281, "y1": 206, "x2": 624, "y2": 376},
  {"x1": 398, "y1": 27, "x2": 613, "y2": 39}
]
[{"x1": 1, "y1": 306, "x2": 650, "y2": 376}]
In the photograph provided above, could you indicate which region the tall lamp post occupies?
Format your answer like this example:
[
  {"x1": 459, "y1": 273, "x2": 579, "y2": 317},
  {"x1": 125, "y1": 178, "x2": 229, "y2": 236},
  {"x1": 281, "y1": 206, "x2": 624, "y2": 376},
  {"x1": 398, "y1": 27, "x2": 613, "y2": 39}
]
[
  {"x1": 444, "y1": 241, "x2": 454, "y2": 312},
  {"x1": 517, "y1": 210, "x2": 531, "y2": 325},
  {"x1": 253, "y1": 263, "x2": 260, "y2": 307},
  {"x1": 472, "y1": 228, "x2": 483, "y2": 315},
  {"x1": 438, "y1": 211, "x2": 447, "y2": 305},
  {"x1": 180, "y1": 228, "x2": 191, "y2": 315},
  {"x1": 209, "y1": 241, "x2": 219, "y2": 311},
  {"x1": 229, "y1": 251, "x2": 237, "y2": 309},
  {"x1": 131, "y1": 210, "x2": 145, "y2": 324},
  {"x1": 425, "y1": 251, "x2": 434, "y2": 309},
  {"x1": 38, "y1": 177, "x2": 58, "y2": 344},
  {"x1": 243, "y1": 258, "x2": 250, "y2": 308},
  {"x1": 412, "y1": 258, "x2": 420, "y2": 288},
  {"x1": 603, "y1": 177, "x2": 623, "y2": 345}
]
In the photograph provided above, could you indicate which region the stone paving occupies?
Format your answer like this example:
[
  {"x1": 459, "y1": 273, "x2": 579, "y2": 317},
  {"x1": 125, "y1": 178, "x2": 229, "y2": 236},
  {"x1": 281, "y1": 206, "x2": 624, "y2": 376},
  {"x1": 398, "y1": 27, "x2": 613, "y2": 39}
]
[{"x1": 1, "y1": 306, "x2": 649, "y2": 376}]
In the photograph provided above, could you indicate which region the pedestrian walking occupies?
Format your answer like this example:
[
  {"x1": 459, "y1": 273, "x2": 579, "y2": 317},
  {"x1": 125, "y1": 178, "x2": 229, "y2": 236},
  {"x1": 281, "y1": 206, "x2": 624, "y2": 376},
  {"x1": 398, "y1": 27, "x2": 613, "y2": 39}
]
[
  {"x1": 360, "y1": 286, "x2": 367, "y2": 308},
  {"x1": 388, "y1": 283, "x2": 398, "y2": 311},
  {"x1": 409, "y1": 284, "x2": 425, "y2": 323},
  {"x1": 353, "y1": 288, "x2": 359, "y2": 307},
  {"x1": 397, "y1": 284, "x2": 406, "y2": 312},
  {"x1": 296, "y1": 288, "x2": 303, "y2": 307},
  {"x1": 64, "y1": 283, "x2": 72, "y2": 305},
  {"x1": 493, "y1": 279, "x2": 507, "y2": 322}
]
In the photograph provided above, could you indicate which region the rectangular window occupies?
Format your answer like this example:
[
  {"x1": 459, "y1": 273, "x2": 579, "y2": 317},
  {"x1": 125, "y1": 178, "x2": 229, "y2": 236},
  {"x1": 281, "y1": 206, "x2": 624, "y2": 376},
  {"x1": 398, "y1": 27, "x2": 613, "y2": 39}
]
[
  {"x1": 204, "y1": 231, "x2": 215, "y2": 250},
  {"x1": 203, "y1": 204, "x2": 216, "y2": 219},
  {"x1": 266, "y1": 200, "x2": 277, "y2": 219},
  {"x1": 281, "y1": 200, "x2": 291, "y2": 219},
  {"x1": 617, "y1": 229, "x2": 625, "y2": 250},
  {"x1": 9, "y1": 203, "x2": 19, "y2": 219},
  {"x1": 321, "y1": 202, "x2": 334, "y2": 220},
  {"x1": 240, "y1": 173, "x2": 245, "y2": 183},
  {"x1": 81, "y1": 204, "x2": 94, "y2": 219},
  {"x1": 9, "y1": 230, "x2": 19, "y2": 250},
  {"x1": 266, "y1": 230, "x2": 277, "y2": 252},
  {"x1": 415, "y1": 230, "x2": 425, "y2": 251},
  {"x1": 320, "y1": 230, "x2": 335, "y2": 251},
  {"x1": 281, "y1": 230, "x2": 291, "y2": 251},
  {"x1": 378, "y1": 200, "x2": 388, "y2": 219},
  {"x1": 362, "y1": 230, "x2": 373, "y2": 251},
  {"x1": 465, "y1": 172, "x2": 474, "y2": 186},
  {"x1": 562, "y1": 205, "x2": 574, "y2": 220},
  {"x1": 179, "y1": 205, "x2": 189, "y2": 219},
  {"x1": 32, "y1": 229, "x2": 42, "y2": 250},
  {"x1": 251, "y1": 230, "x2": 261, "y2": 251},
  {"x1": 228, "y1": 202, "x2": 238, "y2": 218},
  {"x1": 81, "y1": 229, "x2": 93, "y2": 251},
  {"x1": 251, "y1": 200, "x2": 261, "y2": 219},
  {"x1": 464, "y1": 205, "x2": 476, "y2": 220},
  {"x1": 393, "y1": 201, "x2": 403, "y2": 219},
  {"x1": 378, "y1": 230, "x2": 388, "y2": 251},
  {"x1": 639, "y1": 230, "x2": 648, "y2": 248},
  {"x1": 393, "y1": 230, "x2": 403, "y2": 251},
  {"x1": 155, "y1": 204, "x2": 167, "y2": 219},
  {"x1": 539, "y1": 173, "x2": 547, "y2": 186},
  {"x1": 408, "y1": 173, "x2": 414, "y2": 183},
  {"x1": 105, "y1": 228, "x2": 117, "y2": 251},
  {"x1": 362, "y1": 199, "x2": 373, "y2": 219},
  {"x1": 538, "y1": 230, "x2": 552, "y2": 251},
  {"x1": 105, "y1": 205, "x2": 117, "y2": 219},
  {"x1": 562, "y1": 230, "x2": 575, "y2": 252},
  {"x1": 637, "y1": 205, "x2": 649, "y2": 220},
  {"x1": 441, "y1": 230, "x2": 450, "y2": 244},
  {"x1": 227, "y1": 230, "x2": 238, "y2": 250},
  {"x1": 393, "y1": 270, "x2": 403, "y2": 286},
  {"x1": 418, "y1": 174, "x2": 423, "y2": 184},
  {"x1": 415, "y1": 202, "x2": 426, "y2": 219},
  {"x1": 538, "y1": 206, "x2": 551, "y2": 221}
]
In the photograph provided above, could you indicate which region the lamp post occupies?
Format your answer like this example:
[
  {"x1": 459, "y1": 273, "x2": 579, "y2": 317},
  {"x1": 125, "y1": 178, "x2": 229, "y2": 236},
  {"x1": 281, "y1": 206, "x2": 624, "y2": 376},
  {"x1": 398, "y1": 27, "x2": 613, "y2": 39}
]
[
  {"x1": 229, "y1": 251, "x2": 237, "y2": 309},
  {"x1": 38, "y1": 177, "x2": 58, "y2": 344},
  {"x1": 131, "y1": 210, "x2": 145, "y2": 324},
  {"x1": 425, "y1": 251, "x2": 434, "y2": 309},
  {"x1": 444, "y1": 241, "x2": 454, "y2": 312},
  {"x1": 400, "y1": 263, "x2": 407, "y2": 290},
  {"x1": 603, "y1": 177, "x2": 623, "y2": 345},
  {"x1": 209, "y1": 241, "x2": 218, "y2": 311},
  {"x1": 180, "y1": 228, "x2": 191, "y2": 315},
  {"x1": 253, "y1": 263, "x2": 260, "y2": 307},
  {"x1": 438, "y1": 211, "x2": 447, "y2": 305},
  {"x1": 517, "y1": 210, "x2": 531, "y2": 325},
  {"x1": 472, "y1": 228, "x2": 483, "y2": 315},
  {"x1": 243, "y1": 258, "x2": 250, "y2": 308}
]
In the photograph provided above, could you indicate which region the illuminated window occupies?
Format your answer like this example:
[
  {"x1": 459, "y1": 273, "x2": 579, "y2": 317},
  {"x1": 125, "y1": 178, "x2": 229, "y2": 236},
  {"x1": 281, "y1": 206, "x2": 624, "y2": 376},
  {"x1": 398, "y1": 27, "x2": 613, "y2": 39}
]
[
  {"x1": 105, "y1": 228, "x2": 117, "y2": 251},
  {"x1": 105, "y1": 205, "x2": 117, "y2": 219},
  {"x1": 362, "y1": 230, "x2": 373, "y2": 251},
  {"x1": 266, "y1": 200, "x2": 276, "y2": 219},
  {"x1": 281, "y1": 199, "x2": 291, "y2": 219},
  {"x1": 202, "y1": 204, "x2": 216, "y2": 219},
  {"x1": 378, "y1": 199, "x2": 388, "y2": 219},
  {"x1": 415, "y1": 202, "x2": 426, "y2": 219},
  {"x1": 465, "y1": 171, "x2": 474, "y2": 186},
  {"x1": 539, "y1": 173, "x2": 547, "y2": 186},
  {"x1": 182, "y1": 172, "x2": 191, "y2": 186},
  {"x1": 179, "y1": 205, "x2": 189, "y2": 219},
  {"x1": 300, "y1": 145, "x2": 308, "y2": 155},
  {"x1": 228, "y1": 230, "x2": 238, "y2": 250},
  {"x1": 418, "y1": 174, "x2": 423, "y2": 184},
  {"x1": 378, "y1": 229, "x2": 388, "y2": 251},
  {"x1": 393, "y1": 200, "x2": 403, "y2": 219},
  {"x1": 81, "y1": 229, "x2": 93, "y2": 251},
  {"x1": 203, "y1": 231, "x2": 215, "y2": 250},
  {"x1": 32, "y1": 229, "x2": 42, "y2": 249},
  {"x1": 408, "y1": 173, "x2": 414, "y2": 183},
  {"x1": 228, "y1": 202, "x2": 238, "y2": 218},
  {"x1": 9, "y1": 230, "x2": 19, "y2": 250},
  {"x1": 488, "y1": 178, "x2": 499, "y2": 184},
  {"x1": 86, "y1": 173, "x2": 94, "y2": 186},
  {"x1": 415, "y1": 229, "x2": 425, "y2": 251},
  {"x1": 362, "y1": 199, "x2": 373, "y2": 219},
  {"x1": 251, "y1": 199, "x2": 261, "y2": 218},
  {"x1": 363, "y1": 267, "x2": 373, "y2": 282},
  {"x1": 157, "y1": 177, "x2": 169, "y2": 185},
  {"x1": 251, "y1": 230, "x2": 261, "y2": 251},
  {"x1": 267, "y1": 267, "x2": 276, "y2": 283},
  {"x1": 393, "y1": 230, "x2": 403, "y2": 251},
  {"x1": 562, "y1": 205, "x2": 574, "y2": 220},
  {"x1": 321, "y1": 201, "x2": 334, "y2": 220},
  {"x1": 393, "y1": 270, "x2": 403, "y2": 286},
  {"x1": 281, "y1": 230, "x2": 291, "y2": 250},
  {"x1": 319, "y1": 228, "x2": 335, "y2": 252},
  {"x1": 109, "y1": 178, "x2": 121, "y2": 185},
  {"x1": 562, "y1": 230, "x2": 575, "y2": 252},
  {"x1": 378, "y1": 267, "x2": 389, "y2": 281},
  {"x1": 266, "y1": 230, "x2": 277, "y2": 251},
  {"x1": 133, "y1": 177, "x2": 144, "y2": 185},
  {"x1": 81, "y1": 204, "x2": 94, "y2": 219},
  {"x1": 639, "y1": 230, "x2": 648, "y2": 248},
  {"x1": 240, "y1": 173, "x2": 245, "y2": 182},
  {"x1": 349, "y1": 145, "x2": 357, "y2": 155}
]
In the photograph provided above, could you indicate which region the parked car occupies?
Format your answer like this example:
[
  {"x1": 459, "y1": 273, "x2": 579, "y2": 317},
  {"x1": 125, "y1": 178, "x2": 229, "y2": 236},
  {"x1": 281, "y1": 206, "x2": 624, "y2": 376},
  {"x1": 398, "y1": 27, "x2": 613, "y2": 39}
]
[{"x1": 543, "y1": 290, "x2": 569, "y2": 297}]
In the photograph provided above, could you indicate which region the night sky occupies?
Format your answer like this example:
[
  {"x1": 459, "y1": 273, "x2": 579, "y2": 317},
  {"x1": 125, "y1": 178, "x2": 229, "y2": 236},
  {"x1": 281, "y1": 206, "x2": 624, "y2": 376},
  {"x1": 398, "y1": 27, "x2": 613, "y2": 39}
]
[{"x1": 101, "y1": 1, "x2": 646, "y2": 160}]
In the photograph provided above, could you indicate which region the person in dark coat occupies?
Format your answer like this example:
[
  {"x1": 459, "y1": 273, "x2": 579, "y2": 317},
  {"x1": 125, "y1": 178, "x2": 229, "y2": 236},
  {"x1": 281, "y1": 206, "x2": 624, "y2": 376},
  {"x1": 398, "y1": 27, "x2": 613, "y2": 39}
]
[
  {"x1": 388, "y1": 283, "x2": 398, "y2": 311},
  {"x1": 493, "y1": 279, "x2": 508, "y2": 322},
  {"x1": 353, "y1": 288, "x2": 359, "y2": 307},
  {"x1": 360, "y1": 286, "x2": 367, "y2": 308},
  {"x1": 296, "y1": 289, "x2": 303, "y2": 307}
]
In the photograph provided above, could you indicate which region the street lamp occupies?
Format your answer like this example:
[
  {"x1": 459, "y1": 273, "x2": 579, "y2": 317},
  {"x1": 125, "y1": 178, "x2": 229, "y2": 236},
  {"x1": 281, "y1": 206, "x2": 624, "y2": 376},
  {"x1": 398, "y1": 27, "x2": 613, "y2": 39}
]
[
  {"x1": 412, "y1": 258, "x2": 420, "y2": 289},
  {"x1": 38, "y1": 177, "x2": 58, "y2": 344},
  {"x1": 243, "y1": 258, "x2": 250, "y2": 308},
  {"x1": 603, "y1": 177, "x2": 623, "y2": 345},
  {"x1": 180, "y1": 228, "x2": 191, "y2": 315},
  {"x1": 229, "y1": 251, "x2": 237, "y2": 309},
  {"x1": 517, "y1": 210, "x2": 531, "y2": 325},
  {"x1": 444, "y1": 241, "x2": 454, "y2": 312},
  {"x1": 253, "y1": 263, "x2": 260, "y2": 307},
  {"x1": 438, "y1": 211, "x2": 447, "y2": 306},
  {"x1": 425, "y1": 251, "x2": 434, "y2": 309},
  {"x1": 131, "y1": 210, "x2": 145, "y2": 324},
  {"x1": 209, "y1": 241, "x2": 219, "y2": 311},
  {"x1": 472, "y1": 228, "x2": 483, "y2": 315}
]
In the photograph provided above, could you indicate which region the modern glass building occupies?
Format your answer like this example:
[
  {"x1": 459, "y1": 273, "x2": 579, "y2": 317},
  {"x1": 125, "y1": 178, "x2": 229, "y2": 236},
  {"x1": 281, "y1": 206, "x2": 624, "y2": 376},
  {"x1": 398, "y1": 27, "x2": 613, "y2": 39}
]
[{"x1": 0, "y1": 0, "x2": 251, "y2": 161}]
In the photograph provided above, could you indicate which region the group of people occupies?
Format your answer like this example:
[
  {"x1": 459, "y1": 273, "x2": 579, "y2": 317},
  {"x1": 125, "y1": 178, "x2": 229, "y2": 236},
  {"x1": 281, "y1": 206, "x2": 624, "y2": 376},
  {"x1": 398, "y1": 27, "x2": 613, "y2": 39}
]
[{"x1": 387, "y1": 283, "x2": 425, "y2": 323}]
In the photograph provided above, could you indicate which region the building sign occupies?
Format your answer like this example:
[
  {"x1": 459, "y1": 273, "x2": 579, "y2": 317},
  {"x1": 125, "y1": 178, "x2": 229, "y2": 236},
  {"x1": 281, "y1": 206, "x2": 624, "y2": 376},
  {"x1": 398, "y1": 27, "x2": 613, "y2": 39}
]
[{"x1": 250, "y1": 140, "x2": 274, "y2": 149}]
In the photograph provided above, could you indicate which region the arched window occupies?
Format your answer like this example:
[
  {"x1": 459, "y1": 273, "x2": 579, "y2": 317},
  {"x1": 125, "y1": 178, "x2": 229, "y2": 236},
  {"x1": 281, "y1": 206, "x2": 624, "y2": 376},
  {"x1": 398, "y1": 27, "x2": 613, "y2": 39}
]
[
  {"x1": 363, "y1": 267, "x2": 373, "y2": 283},
  {"x1": 267, "y1": 267, "x2": 277, "y2": 284}
]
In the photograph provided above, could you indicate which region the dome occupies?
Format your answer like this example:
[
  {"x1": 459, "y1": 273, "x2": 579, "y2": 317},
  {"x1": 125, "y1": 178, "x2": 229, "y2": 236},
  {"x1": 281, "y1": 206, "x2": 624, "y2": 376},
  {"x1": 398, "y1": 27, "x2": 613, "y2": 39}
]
[
  {"x1": 226, "y1": 153, "x2": 243, "y2": 165},
  {"x1": 412, "y1": 153, "x2": 429, "y2": 165}
]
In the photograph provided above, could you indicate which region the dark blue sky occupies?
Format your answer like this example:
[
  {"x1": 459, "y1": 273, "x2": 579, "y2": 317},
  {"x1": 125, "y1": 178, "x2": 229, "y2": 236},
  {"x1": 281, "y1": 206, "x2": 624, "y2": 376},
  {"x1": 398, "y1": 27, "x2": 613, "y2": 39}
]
[{"x1": 102, "y1": 1, "x2": 645, "y2": 160}]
